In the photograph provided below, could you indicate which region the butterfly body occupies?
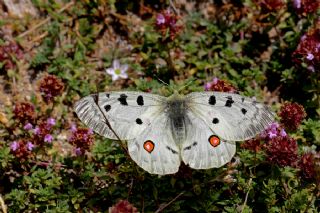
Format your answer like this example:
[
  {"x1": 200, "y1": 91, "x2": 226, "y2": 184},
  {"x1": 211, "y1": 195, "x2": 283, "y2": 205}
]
[
  {"x1": 165, "y1": 92, "x2": 188, "y2": 144},
  {"x1": 75, "y1": 91, "x2": 274, "y2": 175}
]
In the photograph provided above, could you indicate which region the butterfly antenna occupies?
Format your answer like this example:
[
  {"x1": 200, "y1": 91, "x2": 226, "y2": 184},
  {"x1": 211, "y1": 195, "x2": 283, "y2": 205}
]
[
  {"x1": 153, "y1": 75, "x2": 175, "y2": 92},
  {"x1": 177, "y1": 78, "x2": 195, "y2": 92}
]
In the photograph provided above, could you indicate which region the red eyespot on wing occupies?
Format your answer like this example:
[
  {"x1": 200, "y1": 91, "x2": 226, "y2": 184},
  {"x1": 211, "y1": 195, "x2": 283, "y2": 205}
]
[
  {"x1": 143, "y1": 140, "x2": 155, "y2": 153},
  {"x1": 208, "y1": 135, "x2": 220, "y2": 147}
]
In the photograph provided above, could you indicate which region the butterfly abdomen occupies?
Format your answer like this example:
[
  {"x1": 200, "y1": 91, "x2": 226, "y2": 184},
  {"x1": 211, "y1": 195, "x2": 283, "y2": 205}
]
[{"x1": 166, "y1": 97, "x2": 188, "y2": 143}]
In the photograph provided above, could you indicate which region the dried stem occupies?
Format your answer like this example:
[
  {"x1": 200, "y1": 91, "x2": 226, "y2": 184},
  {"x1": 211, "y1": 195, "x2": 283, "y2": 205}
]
[
  {"x1": 0, "y1": 194, "x2": 7, "y2": 213},
  {"x1": 241, "y1": 178, "x2": 252, "y2": 213},
  {"x1": 154, "y1": 191, "x2": 185, "y2": 213},
  {"x1": 17, "y1": 1, "x2": 75, "y2": 38}
]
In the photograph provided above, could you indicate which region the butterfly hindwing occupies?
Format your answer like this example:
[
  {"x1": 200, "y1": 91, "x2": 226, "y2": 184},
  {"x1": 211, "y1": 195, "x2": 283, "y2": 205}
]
[
  {"x1": 182, "y1": 110, "x2": 236, "y2": 169},
  {"x1": 127, "y1": 112, "x2": 181, "y2": 175},
  {"x1": 74, "y1": 91, "x2": 165, "y2": 140},
  {"x1": 185, "y1": 92, "x2": 274, "y2": 141}
]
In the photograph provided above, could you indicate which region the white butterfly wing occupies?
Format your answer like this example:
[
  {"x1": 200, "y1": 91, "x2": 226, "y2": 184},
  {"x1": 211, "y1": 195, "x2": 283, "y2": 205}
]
[
  {"x1": 127, "y1": 111, "x2": 181, "y2": 175},
  {"x1": 74, "y1": 91, "x2": 165, "y2": 140},
  {"x1": 181, "y1": 110, "x2": 236, "y2": 169},
  {"x1": 185, "y1": 92, "x2": 274, "y2": 141}
]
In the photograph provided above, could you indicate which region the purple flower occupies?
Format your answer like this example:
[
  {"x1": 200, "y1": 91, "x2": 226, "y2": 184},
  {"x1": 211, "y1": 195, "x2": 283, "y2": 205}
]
[
  {"x1": 70, "y1": 123, "x2": 77, "y2": 132},
  {"x1": 10, "y1": 141, "x2": 19, "y2": 151},
  {"x1": 75, "y1": 147, "x2": 82, "y2": 156},
  {"x1": 280, "y1": 129, "x2": 287, "y2": 137},
  {"x1": 47, "y1": 118, "x2": 56, "y2": 126},
  {"x1": 44, "y1": 134, "x2": 53, "y2": 143},
  {"x1": 204, "y1": 82, "x2": 213, "y2": 91},
  {"x1": 270, "y1": 122, "x2": 279, "y2": 130},
  {"x1": 268, "y1": 131, "x2": 277, "y2": 139},
  {"x1": 88, "y1": 128, "x2": 93, "y2": 135},
  {"x1": 156, "y1": 13, "x2": 166, "y2": 25},
  {"x1": 26, "y1": 142, "x2": 35, "y2": 151},
  {"x1": 293, "y1": 0, "x2": 301, "y2": 8},
  {"x1": 212, "y1": 77, "x2": 218, "y2": 84},
  {"x1": 306, "y1": 53, "x2": 314, "y2": 60},
  {"x1": 261, "y1": 122, "x2": 287, "y2": 139},
  {"x1": 34, "y1": 126, "x2": 40, "y2": 135},
  {"x1": 23, "y1": 123, "x2": 33, "y2": 130}
]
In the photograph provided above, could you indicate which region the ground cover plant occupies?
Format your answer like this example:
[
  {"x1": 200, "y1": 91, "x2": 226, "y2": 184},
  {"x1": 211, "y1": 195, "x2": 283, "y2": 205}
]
[{"x1": 0, "y1": 0, "x2": 319, "y2": 212}]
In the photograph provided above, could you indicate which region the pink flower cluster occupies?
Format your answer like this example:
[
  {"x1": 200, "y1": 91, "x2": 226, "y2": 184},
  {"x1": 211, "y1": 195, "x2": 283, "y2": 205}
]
[
  {"x1": 109, "y1": 200, "x2": 138, "y2": 213},
  {"x1": 155, "y1": 9, "x2": 182, "y2": 40},
  {"x1": 69, "y1": 124, "x2": 94, "y2": 156},
  {"x1": 292, "y1": 0, "x2": 320, "y2": 14},
  {"x1": 10, "y1": 117, "x2": 57, "y2": 159},
  {"x1": 204, "y1": 77, "x2": 237, "y2": 93},
  {"x1": 0, "y1": 41, "x2": 24, "y2": 70},
  {"x1": 279, "y1": 102, "x2": 306, "y2": 131},
  {"x1": 10, "y1": 139, "x2": 34, "y2": 161},
  {"x1": 241, "y1": 107, "x2": 317, "y2": 180},
  {"x1": 293, "y1": 29, "x2": 320, "y2": 72},
  {"x1": 242, "y1": 122, "x2": 298, "y2": 167}
]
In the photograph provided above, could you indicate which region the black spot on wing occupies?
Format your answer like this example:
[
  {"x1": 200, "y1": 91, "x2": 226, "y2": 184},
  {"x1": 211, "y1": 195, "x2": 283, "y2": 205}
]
[
  {"x1": 212, "y1": 118, "x2": 219, "y2": 124},
  {"x1": 118, "y1": 94, "x2": 128, "y2": 105},
  {"x1": 166, "y1": 146, "x2": 178, "y2": 154},
  {"x1": 241, "y1": 108, "x2": 247, "y2": 115},
  {"x1": 241, "y1": 97, "x2": 245, "y2": 102},
  {"x1": 209, "y1": 95, "x2": 216, "y2": 105},
  {"x1": 184, "y1": 142, "x2": 197, "y2": 151},
  {"x1": 184, "y1": 145, "x2": 192, "y2": 150},
  {"x1": 104, "y1": 105, "x2": 111, "y2": 112},
  {"x1": 136, "y1": 118, "x2": 143, "y2": 124},
  {"x1": 225, "y1": 97, "x2": 234, "y2": 107},
  {"x1": 137, "y1": 95, "x2": 144, "y2": 106},
  {"x1": 106, "y1": 93, "x2": 110, "y2": 98}
]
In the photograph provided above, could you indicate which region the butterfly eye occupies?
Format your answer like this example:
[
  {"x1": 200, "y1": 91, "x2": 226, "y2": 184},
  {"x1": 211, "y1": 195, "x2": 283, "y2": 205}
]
[
  {"x1": 208, "y1": 135, "x2": 220, "y2": 147},
  {"x1": 143, "y1": 140, "x2": 155, "y2": 153}
]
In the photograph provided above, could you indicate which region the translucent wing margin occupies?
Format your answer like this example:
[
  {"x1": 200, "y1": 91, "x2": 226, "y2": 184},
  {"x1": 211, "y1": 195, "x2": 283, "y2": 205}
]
[{"x1": 185, "y1": 92, "x2": 274, "y2": 141}]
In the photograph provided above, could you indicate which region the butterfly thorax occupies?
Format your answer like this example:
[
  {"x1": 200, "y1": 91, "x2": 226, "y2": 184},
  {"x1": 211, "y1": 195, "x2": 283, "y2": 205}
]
[{"x1": 166, "y1": 94, "x2": 187, "y2": 144}]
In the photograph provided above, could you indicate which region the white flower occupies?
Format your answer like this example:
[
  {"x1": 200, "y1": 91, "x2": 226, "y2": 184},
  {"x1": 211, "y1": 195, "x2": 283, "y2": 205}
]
[{"x1": 106, "y1": 59, "x2": 128, "y2": 81}]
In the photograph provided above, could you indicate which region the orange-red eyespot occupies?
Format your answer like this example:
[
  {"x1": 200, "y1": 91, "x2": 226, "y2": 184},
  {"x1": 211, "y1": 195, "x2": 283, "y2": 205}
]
[
  {"x1": 143, "y1": 140, "x2": 155, "y2": 153},
  {"x1": 208, "y1": 135, "x2": 220, "y2": 147}
]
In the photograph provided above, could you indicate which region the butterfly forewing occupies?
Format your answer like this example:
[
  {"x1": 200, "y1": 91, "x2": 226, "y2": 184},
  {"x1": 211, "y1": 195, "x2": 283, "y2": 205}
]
[
  {"x1": 74, "y1": 91, "x2": 165, "y2": 140},
  {"x1": 185, "y1": 92, "x2": 274, "y2": 141}
]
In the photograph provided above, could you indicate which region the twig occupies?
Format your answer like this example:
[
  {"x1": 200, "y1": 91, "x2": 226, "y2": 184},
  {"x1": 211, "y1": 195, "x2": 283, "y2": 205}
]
[
  {"x1": 17, "y1": 1, "x2": 75, "y2": 38},
  {"x1": 241, "y1": 178, "x2": 252, "y2": 213},
  {"x1": 169, "y1": 0, "x2": 179, "y2": 15},
  {"x1": 154, "y1": 191, "x2": 185, "y2": 213},
  {"x1": 0, "y1": 194, "x2": 7, "y2": 213}
]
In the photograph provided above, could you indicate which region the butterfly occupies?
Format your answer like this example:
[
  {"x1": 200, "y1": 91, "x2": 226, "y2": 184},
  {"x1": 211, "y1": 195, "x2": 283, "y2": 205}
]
[{"x1": 74, "y1": 91, "x2": 274, "y2": 175}]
